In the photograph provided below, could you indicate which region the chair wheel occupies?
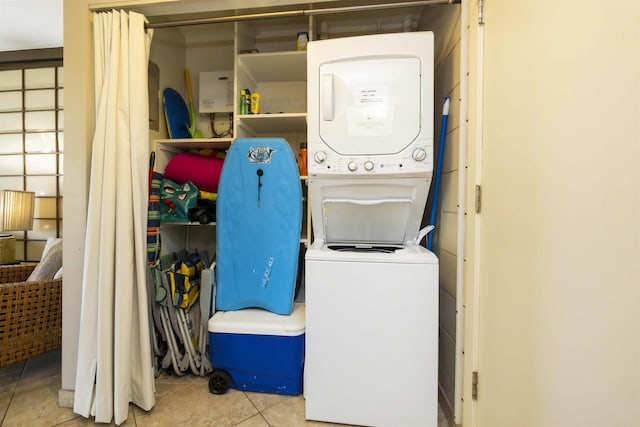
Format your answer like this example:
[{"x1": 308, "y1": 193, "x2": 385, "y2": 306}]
[{"x1": 208, "y1": 369, "x2": 231, "y2": 395}]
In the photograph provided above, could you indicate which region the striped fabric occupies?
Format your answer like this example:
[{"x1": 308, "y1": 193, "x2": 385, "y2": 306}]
[{"x1": 147, "y1": 171, "x2": 163, "y2": 264}]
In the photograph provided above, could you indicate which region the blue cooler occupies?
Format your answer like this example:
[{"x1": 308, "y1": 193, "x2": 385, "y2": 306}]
[{"x1": 208, "y1": 303, "x2": 305, "y2": 395}]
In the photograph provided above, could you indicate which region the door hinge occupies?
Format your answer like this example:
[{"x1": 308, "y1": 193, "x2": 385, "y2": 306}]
[
  {"x1": 478, "y1": 0, "x2": 485, "y2": 25},
  {"x1": 475, "y1": 185, "x2": 482, "y2": 213},
  {"x1": 472, "y1": 371, "x2": 479, "y2": 400}
]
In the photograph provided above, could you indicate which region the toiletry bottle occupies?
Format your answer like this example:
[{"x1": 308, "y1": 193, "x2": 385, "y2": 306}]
[
  {"x1": 297, "y1": 32, "x2": 309, "y2": 51},
  {"x1": 244, "y1": 89, "x2": 252, "y2": 114},
  {"x1": 239, "y1": 90, "x2": 247, "y2": 115},
  {"x1": 298, "y1": 142, "x2": 308, "y2": 176},
  {"x1": 251, "y1": 93, "x2": 260, "y2": 114}
]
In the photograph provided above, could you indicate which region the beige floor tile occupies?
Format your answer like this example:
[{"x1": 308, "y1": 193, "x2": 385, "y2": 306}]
[
  {"x1": 438, "y1": 404, "x2": 450, "y2": 427},
  {"x1": 243, "y1": 391, "x2": 291, "y2": 412},
  {"x1": 133, "y1": 374, "x2": 257, "y2": 427},
  {"x1": 55, "y1": 405, "x2": 137, "y2": 426},
  {"x1": 233, "y1": 413, "x2": 270, "y2": 427},
  {"x1": 0, "y1": 360, "x2": 24, "y2": 385},
  {"x1": 262, "y1": 393, "x2": 451, "y2": 427},
  {"x1": 1, "y1": 350, "x2": 451, "y2": 427},
  {"x1": 0, "y1": 360, "x2": 24, "y2": 420},
  {"x1": 2, "y1": 351, "x2": 77, "y2": 427},
  {"x1": 261, "y1": 394, "x2": 356, "y2": 427}
]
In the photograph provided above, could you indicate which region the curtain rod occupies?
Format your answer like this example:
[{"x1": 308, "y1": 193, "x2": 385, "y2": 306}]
[{"x1": 146, "y1": 0, "x2": 459, "y2": 29}]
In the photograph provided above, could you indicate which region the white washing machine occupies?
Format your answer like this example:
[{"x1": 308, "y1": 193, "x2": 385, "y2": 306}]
[
  {"x1": 304, "y1": 32, "x2": 439, "y2": 427},
  {"x1": 305, "y1": 243, "x2": 438, "y2": 427}
]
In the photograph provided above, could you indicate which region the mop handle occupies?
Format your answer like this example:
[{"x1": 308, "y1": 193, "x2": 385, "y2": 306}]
[{"x1": 427, "y1": 97, "x2": 450, "y2": 250}]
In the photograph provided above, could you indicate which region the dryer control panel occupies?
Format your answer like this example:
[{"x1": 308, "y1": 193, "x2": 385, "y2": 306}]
[{"x1": 308, "y1": 141, "x2": 433, "y2": 176}]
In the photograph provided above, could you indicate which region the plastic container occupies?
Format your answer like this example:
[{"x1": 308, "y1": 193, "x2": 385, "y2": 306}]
[
  {"x1": 208, "y1": 303, "x2": 305, "y2": 395},
  {"x1": 244, "y1": 89, "x2": 252, "y2": 114},
  {"x1": 298, "y1": 142, "x2": 308, "y2": 176},
  {"x1": 250, "y1": 92, "x2": 260, "y2": 114},
  {"x1": 297, "y1": 32, "x2": 309, "y2": 51},
  {"x1": 239, "y1": 90, "x2": 247, "y2": 114}
]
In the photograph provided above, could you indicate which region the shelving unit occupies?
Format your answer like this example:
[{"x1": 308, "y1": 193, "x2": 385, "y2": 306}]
[
  {"x1": 235, "y1": 52, "x2": 307, "y2": 135},
  {"x1": 153, "y1": 138, "x2": 233, "y2": 150},
  {"x1": 232, "y1": 19, "x2": 312, "y2": 250},
  {"x1": 237, "y1": 51, "x2": 306, "y2": 82},
  {"x1": 150, "y1": 15, "x2": 318, "y2": 295},
  {"x1": 153, "y1": 138, "x2": 232, "y2": 256},
  {"x1": 237, "y1": 113, "x2": 307, "y2": 134},
  {"x1": 154, "y1": 138, "x2": 232, "y2": 170}
]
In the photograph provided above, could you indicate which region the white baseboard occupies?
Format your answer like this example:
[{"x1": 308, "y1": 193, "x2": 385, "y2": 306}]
[{"x1": 58, "y1": 389, "x2": 74, "y2": 408}]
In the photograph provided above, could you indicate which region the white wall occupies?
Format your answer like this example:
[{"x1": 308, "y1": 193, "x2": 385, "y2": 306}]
[
  {"x1": 475, "y1": 2, "x2": 640, "y2": 426},
  {"x1": 420, "y1": 5, "x2": 462, "y2": 419},
  {"x1": 184, "y1": 24, "x2": 234, "y2": 138},
  {"x1": 149, "y1": 26, "x2": 187, "y2": 142},
  {"x1": 0, "y1": 0, "x2": 63, "y2": 51},
  {"x1": 61, "y1": 0, "x2": 92, "y2": 393}
]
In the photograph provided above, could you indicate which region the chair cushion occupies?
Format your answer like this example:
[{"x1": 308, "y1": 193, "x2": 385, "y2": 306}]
[
  {"x1": 27, "y1": 238, "x2": 63, "y2": 282},
  {"x1": 42, "y1": 237, "x2": 62, "y2": 258}
]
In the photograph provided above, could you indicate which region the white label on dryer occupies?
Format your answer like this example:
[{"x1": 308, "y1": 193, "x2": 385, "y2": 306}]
[
  {"x1": 353, "y1": 86, "x2": 389, "y2": 105},
  {"x1": 348, "y1": 86, "x2": 393, "y2": 136},
  {"x1": 347, "y1": 106, "x2": 393, "y2": 136}
]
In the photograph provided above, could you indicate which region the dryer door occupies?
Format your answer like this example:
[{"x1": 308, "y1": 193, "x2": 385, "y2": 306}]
[{"x1": 319, "y1": 56, "x2": 421, "y2": 156}]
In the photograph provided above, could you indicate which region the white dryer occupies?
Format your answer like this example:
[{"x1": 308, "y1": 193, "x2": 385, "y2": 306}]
[{"x1": 304, "y1": 32, "x2": 439, "y2": 427}]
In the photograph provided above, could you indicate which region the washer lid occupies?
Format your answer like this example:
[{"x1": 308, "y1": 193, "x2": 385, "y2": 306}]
[
  {"x1": 322, "y1": 198, "x2": 413, "y2": 245},
  {"x1": 306, "y1": 241, "x2": 439, "y2": 264},
  {"x1": 208, "y1": 303, "x2": 305, "y2": 336}
]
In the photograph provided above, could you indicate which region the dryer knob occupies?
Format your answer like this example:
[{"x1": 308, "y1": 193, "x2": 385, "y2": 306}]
[
  {"x1": 348, "y1": 161, "x2": 358, "y2": 172},
  {"x1": 364, "y1": 160, "x2": 374, "y2": 171},
  {"x1": 412, "y1": 147, "x2": 427, "y2": 162},
  {"x1": 313, "y1": 151, "x2": 327, "y2": 164}
]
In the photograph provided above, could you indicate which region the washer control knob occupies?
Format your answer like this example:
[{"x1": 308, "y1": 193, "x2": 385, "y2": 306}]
[
  {"x1": 348, "y1": 161, "x2": 358, "y2": 172},
  {"x1": 313, "y1": 151, "x2": 327, "y2": 164},
  {"x1": 364, "y1": 160, "x2": 374, "y2": 171},
  {"x1": 412, "y1": 147, "x2": 427, "y2": 162}
]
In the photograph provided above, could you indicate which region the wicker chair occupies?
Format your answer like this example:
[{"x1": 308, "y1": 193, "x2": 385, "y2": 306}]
[{"x1": 0, "y1": 264, "x2": 62, "y2": 368}]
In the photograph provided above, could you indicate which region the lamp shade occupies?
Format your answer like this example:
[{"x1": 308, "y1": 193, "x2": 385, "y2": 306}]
[{"x1": 0, "y1": 190, "x2": 35, "y2": 232}]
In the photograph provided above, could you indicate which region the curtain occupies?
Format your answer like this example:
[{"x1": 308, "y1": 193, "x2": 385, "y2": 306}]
[{"x1": 74, "y1": 10, "x2": 155, "y2": 425}]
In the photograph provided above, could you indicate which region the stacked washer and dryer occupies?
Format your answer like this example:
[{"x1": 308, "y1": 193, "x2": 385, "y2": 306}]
[{"x1": 304, "y1": 32, "x2": 439, "y2": 427}]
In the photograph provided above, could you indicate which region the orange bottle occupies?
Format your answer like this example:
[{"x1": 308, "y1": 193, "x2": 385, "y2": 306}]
[{"x1": 298, "y1": 143, "x2": 308, "y2": 176}]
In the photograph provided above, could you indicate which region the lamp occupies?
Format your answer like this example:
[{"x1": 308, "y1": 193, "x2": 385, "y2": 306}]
[{"x1": 0, "y1": 190, "x2": 35, "y2": 264}]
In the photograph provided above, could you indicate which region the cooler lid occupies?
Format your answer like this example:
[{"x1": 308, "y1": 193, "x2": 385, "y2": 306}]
[
  {"x1": 208, "y1": 303, "x2": 305, "y2": 336},
  {"x1": 322, "y1": 198, "x2": 412, "y2": 245}
]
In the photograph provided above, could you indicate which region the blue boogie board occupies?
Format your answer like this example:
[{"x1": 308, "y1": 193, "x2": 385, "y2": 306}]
[{"x1": 216, "y1": 138, "x2": 302, "y2": 315}]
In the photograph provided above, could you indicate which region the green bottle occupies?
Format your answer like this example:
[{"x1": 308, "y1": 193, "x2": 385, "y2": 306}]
[
  {"x1": 239, "y1": 90, "x2": 247, "y2": 115},
  {"x1": 244, "y1": 89, "x2": 252, "y2": 115}
]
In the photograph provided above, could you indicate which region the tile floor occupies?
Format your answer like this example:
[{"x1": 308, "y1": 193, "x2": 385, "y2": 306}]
[{"x1": 1, "y1": 350, "x2": 450, "y2": 426}]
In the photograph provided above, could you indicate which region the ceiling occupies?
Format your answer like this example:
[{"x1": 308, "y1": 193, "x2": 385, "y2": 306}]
[{"x1": 0, "y1": 0, "x2": 63, "y2": 52}]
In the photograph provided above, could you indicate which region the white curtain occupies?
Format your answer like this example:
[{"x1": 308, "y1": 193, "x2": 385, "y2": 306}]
[{"x1": 74, "y1": 10, "x2": 155, "y2": 425}]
